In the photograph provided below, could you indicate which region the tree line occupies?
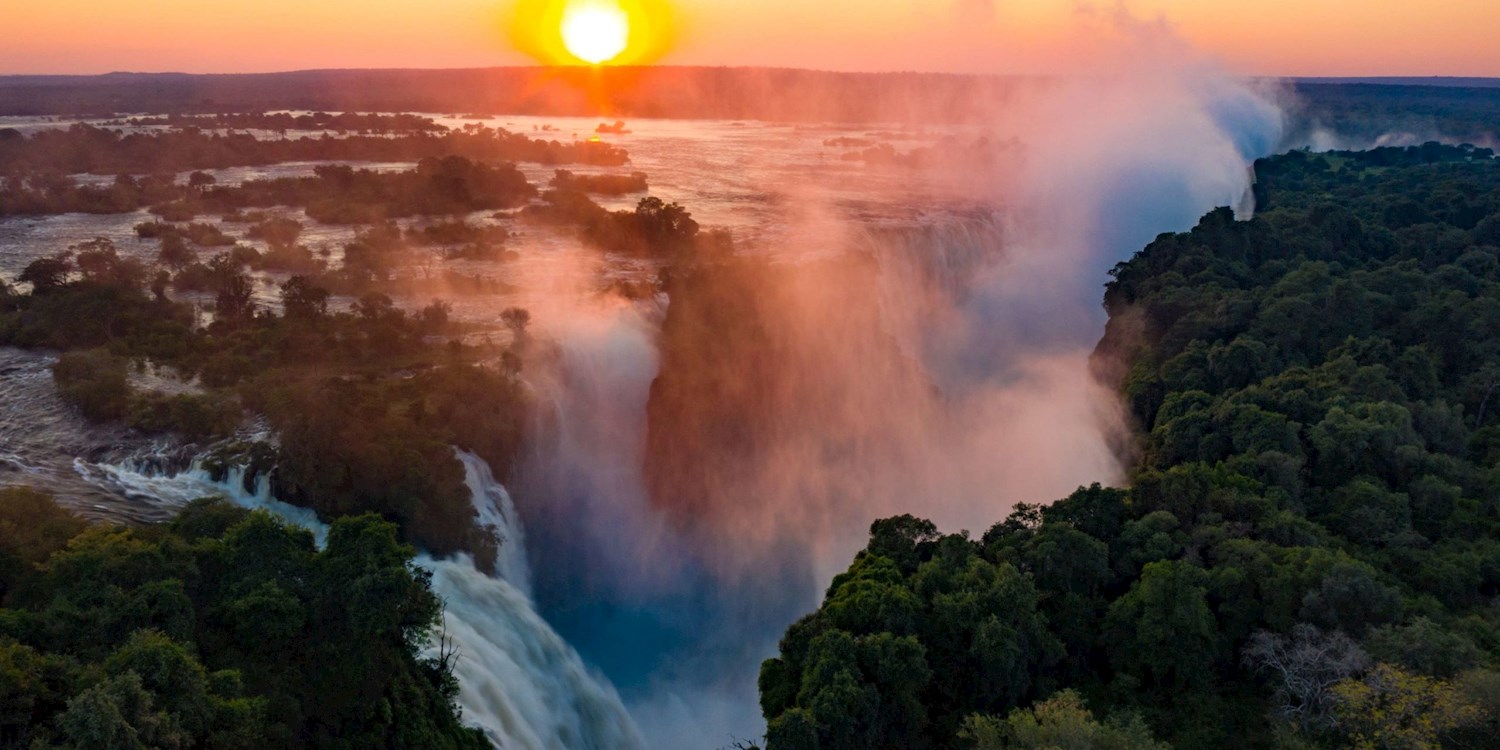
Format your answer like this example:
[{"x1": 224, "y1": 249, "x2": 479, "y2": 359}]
[
  {"x1": 0, "y1": 122, "x2": 628, "y2": 179},
  {"x1": 0, "y1": 487, "x2": 488, "y2": 748}
]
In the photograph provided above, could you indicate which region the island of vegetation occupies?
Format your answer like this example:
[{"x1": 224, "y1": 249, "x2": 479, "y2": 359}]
[
  {"x1": 0, "y1": 120, "x2": 628, "y2": 180},
  {"x1": 0, "y1": 121, "x2": 713, "y2": 566}
]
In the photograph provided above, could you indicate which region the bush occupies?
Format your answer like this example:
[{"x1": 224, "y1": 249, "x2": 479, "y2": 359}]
[
  {"x1": 53, "y1": 349, "x2": 131, "y2": 421},
  {"x1": 127, "y1": 392, "x2": 241, "y2": 443}
]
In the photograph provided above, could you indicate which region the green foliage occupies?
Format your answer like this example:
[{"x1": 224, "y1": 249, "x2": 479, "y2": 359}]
[
  {"x1": 18, "y1": 254, "x2": 74, "y2": 294},
  {"x1": 762, "y1": 520, "x2": 1062, "y2": 748},
  {"x1": 279, "y1": 276, "x2": 329, "y2": 321},
  {"x1": 1104, "y1": 561, "x2": 1222, "y2": 692},
  {"x1": 2, "y1": 199, "x2": 531, "y2": 574},
  {"x1": 1365, "y1": 618, "x2": 1483, "y2": 679},
  {"x1": 550, "y1": 168, "x2": 649, "y2": 195},
  {"x1": 52, "y1": 350, "x2": 239, "y2": 442},
  {"x1": 960, "y1": 690, "x2": 1169, "y2": 750},
  {"x1": 0, "y1": 276, "x2": 194, "y2": 352},
  {"x1": 525, "y1": 190, "x2": 724, "y2": 258},
  {"x1": 125, "y1": 391, "x2": 241, "y2": 444},
  {"x1": 1331, "y1": 664, "x2": 1482, "y2": 750},
  {"x1": 0, "y1": 488, "x2": 88, "y2": 601},
  {"x1": 0, "y1": 491, "x2": 486, "y2": 749},
  {"x1": 256, "y1": 361, "x2": 526, "y2": 571},
  {"x1": 52, "y1": 350, "x2": 131, "y2": 422}
]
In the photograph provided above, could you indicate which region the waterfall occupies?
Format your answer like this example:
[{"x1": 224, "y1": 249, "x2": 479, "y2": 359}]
[
  {"x1": 421, "y1": 555, "x2": 643, "y2": 749},
  {"x1": 75, "y1": 451, "x2": 644, "y2": 750},
  {"x1": 459, "y1": 449, "x2": 533, "y2": 598}
]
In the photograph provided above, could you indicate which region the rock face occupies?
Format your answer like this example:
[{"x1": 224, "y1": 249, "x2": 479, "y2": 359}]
[{"x1": 643, "y1": 253, "x2": 936, "y2": 549}]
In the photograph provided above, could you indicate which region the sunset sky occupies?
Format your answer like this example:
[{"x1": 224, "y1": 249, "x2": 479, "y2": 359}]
[{"x1": 2, "y1": 0, "x2": 1498, "y2": 77}]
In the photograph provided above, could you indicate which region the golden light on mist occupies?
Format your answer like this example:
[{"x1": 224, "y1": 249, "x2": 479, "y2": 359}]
[{"x1": 511, "y1": 0, "x2": 675, "y2": 66}]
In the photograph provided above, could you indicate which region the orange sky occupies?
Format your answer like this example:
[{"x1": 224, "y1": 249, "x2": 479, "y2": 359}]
[{"x1": 1, "y1": 0, "x2": 1497, "y2": 77}]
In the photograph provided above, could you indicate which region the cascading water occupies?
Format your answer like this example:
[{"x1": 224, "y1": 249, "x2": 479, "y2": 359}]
[
  {"x1": 0, "y1": 347, "x2": 169, "y2": 522},
  {"x1": 460, "y1": 450, "x2": 533, "y2": 597},
  {"x1": 73, "y1": 448, "x2": 642, "y2": 750},
  {"x1": 438, "y1": 450, "x2": 642, "y2": 749},
  {"x1": 516, "y1": 298, "x2": 676, "y2": 601},
  {"x1": 422, "y1": 553, "x2": 643, "y2": 749},
  {"x1": 513, "y1": 298, "x2": 804, "y2": 746}
]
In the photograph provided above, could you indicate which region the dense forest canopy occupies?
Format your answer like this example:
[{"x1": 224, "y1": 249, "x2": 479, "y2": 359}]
[
  {"x1": 0, "y1": 488, "x2": 487, "y2": 748},
  {"x1": 1287, "y1": 84, "x2": 1500, "y2": 147},
  {"x1": 758, "y1": 143, "x2": 1500, "y2": 749}
]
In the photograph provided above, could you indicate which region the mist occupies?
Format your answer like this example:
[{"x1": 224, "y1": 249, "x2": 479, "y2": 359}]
[{"x1": 495, "y1": 7, "x2": 1289, "y2": 746}]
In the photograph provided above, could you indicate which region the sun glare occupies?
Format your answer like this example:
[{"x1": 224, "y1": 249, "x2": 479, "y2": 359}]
[
  {"x1": 561, "y1": 1, "x2": 630, "y2": 65},
  {"x1": 510, "y1": 0, "x2": 672, "y2": 67}
]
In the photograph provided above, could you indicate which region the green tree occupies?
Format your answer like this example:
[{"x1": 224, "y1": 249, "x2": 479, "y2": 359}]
[
  {"x1": 279, "y1": 276, "x2": 329, "y2": 321},
  {"x1": 58, "y1": 672, "x2": 189, "y2": 750},
  {"x1": 18, "y1": 254, "x2": 73, "y2": 294},
  {"x1": 52, "y1": 350, "x2": 131, "y2": 423},
  {"x1": 1332, "y1": 664, "x2": 1481, "y2": 749},
  {"x1": 1104, "y1": 561, "x2": 1221, "y2": 692},
  {"x1": 961, "y1": 690, "x2": 1170, "y2": 750},
  {"x1": 1366, "y1": 618, "x2": 1482, "y2": 678}
]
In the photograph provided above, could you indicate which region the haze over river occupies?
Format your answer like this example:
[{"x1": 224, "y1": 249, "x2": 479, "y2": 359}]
[{"x1": 0, "y1": 114, "x2": 1016, "y2": 747}]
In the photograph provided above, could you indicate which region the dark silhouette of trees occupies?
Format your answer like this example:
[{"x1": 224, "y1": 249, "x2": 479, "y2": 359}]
[
  {"x1": 18, "y1": 254, "x2": 73, "y2": 293},
  {"x1": 280, "y1": 276, "x2": 330, "y2": 321}
]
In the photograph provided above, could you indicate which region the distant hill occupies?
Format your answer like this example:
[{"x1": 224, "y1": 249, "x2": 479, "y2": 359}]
[
  {"x1": 1, "y1": 67, "x2": 1497, "y2": 144},
  {"x1": 0, "y1": 67, "x2": 1021, "y2": 123}
]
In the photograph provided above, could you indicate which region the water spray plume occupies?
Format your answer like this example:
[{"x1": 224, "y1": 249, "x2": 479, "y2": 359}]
[{"x1": 506, "y1": 7, "x2": 1286, "y2": 746}]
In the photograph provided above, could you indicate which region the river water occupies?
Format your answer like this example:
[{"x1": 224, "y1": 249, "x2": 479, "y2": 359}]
[
  {"x1": 0, "y1": 95, "x2": 1277, "y2": 747},
  {"x1": 0, "y1": 115, "x2": 1001, "y2": 748}
]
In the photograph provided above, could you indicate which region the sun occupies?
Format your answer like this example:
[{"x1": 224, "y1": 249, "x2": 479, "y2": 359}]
[
  {"x1": 509, "y1": 0, "x2": 673, "y2": 67},
  {"x1": 560, "y1": 0, "x2": 630, "y2": 65}
]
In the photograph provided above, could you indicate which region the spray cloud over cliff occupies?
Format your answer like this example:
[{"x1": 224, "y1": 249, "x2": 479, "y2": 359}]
[
  {"x1": 509, "y1": 6, "x2": 1287, "y2": 745},
  {"x1": 639, "y1": 5, "x2": 1285, "y2": 580}
]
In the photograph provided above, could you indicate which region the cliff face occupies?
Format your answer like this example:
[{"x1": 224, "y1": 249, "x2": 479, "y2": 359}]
[{"x1": 643, "y1": 253, "x2": 936, "y2": 546}]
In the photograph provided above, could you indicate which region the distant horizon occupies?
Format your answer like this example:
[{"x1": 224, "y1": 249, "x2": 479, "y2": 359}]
[{"x1": 3, "y1": 65, "x2": 1500, "y2": 86}]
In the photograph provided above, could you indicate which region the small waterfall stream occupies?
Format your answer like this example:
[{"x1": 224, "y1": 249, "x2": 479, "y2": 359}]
[{"x1": 461, "y1": 450, "x2": 534, "y2": 598}]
